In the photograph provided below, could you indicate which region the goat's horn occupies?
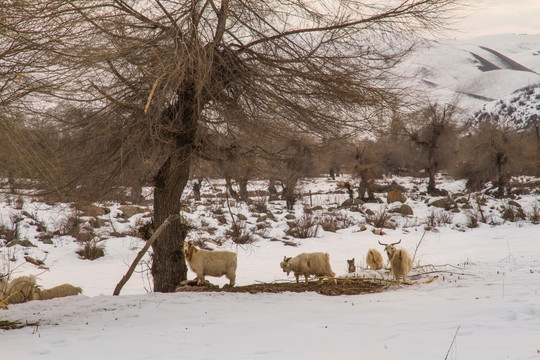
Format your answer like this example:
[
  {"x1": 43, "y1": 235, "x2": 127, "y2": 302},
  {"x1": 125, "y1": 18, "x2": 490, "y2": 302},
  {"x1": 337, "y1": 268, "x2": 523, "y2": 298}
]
[
  {"x1": 378, "y1": 240, "x2": 387, "y2": 246},
  {"x1": 390, "y1": 239, "x2": 402, "y2": 246}
]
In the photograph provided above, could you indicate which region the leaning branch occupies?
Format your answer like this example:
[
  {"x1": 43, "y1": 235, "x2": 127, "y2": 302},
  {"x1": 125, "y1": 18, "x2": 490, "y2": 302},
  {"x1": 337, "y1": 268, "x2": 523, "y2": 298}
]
[{"x1": 113, "y1": 214, "x2": 179, "y2": 296}]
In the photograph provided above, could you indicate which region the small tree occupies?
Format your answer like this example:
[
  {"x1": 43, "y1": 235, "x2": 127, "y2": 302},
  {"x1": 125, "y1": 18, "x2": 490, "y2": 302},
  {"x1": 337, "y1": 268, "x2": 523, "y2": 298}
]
[
  {"x1": 355, "y1": 144, "x2": 379, "y2": 201},
  {"x1": 452, "y1": 122, "x2": 523, "y2": 196},
  {"x1": 405, "y1": 103, "x2": 459, "y2": 195}
]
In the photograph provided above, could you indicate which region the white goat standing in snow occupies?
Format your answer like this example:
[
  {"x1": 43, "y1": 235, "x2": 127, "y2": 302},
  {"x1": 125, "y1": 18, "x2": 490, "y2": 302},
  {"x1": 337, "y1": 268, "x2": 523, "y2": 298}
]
[{"x1": 379, "y1": 240, "x2": 413, "y2": 281}]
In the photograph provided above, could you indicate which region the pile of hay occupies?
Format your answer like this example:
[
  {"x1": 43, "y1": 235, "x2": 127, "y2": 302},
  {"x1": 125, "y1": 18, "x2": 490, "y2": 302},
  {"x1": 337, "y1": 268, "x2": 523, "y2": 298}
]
[{"x1": 175, "y1": 277, "x2": 392, "y2": 296}]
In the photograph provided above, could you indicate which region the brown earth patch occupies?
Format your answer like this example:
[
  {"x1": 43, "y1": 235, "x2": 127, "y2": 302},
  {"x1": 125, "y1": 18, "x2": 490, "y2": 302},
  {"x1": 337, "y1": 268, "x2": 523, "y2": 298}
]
[{"x1": 176, "y1": 278, "x2": 391, "y2": 296}]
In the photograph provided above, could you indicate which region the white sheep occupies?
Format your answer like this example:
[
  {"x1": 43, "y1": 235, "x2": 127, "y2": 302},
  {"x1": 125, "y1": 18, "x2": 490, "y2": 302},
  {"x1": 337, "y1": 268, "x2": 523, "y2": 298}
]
[
  {"x1": 379, "y1": 240, "x2": 413, "y2": 281},
  {"x1": 1, "y1": 275, "x2": 37, "y2": 304},
  {"x1": 183, "y1": 241, "x2": 237, "y2": 287},
  {"x1": 33, "y1": 284, "x2": 83, "y2": 300},
  {"x1": 280, "y1": 252, "x2": 336, "y2": 284},
  {"x1": 366, "y1": 248, "x2": 384, "y2": 270}
]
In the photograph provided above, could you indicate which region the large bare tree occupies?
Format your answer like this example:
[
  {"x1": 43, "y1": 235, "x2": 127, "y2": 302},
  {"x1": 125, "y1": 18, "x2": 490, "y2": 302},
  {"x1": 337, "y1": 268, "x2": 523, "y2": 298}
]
[{"x1": 5, "y1": 0, "x2": 462, "y2": 292}]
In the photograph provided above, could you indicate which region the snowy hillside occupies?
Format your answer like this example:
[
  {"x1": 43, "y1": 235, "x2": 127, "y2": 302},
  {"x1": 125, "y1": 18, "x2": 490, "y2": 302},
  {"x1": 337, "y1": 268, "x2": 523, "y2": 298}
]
[
  {"x1": 401, "y1": 34, "x2": 540, "y2": 114},
  {"x1": 1, "y1": 175, "x2": 540, "y2": 359},
  {"x1": 471, "y1": 84, "x2": 540, "y2": 130}
]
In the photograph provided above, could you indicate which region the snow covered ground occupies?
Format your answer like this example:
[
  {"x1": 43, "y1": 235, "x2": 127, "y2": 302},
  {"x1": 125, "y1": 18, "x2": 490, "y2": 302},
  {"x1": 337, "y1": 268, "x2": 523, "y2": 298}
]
[{"x1": 1, "y1": 176, "x2": 540, "y2": 359}]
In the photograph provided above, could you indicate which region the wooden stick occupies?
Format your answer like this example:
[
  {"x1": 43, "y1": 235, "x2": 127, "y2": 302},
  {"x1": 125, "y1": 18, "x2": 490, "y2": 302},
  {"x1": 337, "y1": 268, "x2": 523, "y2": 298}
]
[
  {"x1": 444, "y1": 325, "x2": 461, "y2": 360},
  {"x1": 113, "y1": 214, "x2": 179, "y2": 296},
  {"x1": 0, "y1": 291, "x2": 24, "y2": 309}
]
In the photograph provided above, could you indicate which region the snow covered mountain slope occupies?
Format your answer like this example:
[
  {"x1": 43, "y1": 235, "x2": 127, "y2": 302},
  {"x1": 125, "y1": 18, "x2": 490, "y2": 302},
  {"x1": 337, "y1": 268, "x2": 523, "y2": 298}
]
[{"x1": 400, "y1": 34, "x2": 540, "y2": 113}]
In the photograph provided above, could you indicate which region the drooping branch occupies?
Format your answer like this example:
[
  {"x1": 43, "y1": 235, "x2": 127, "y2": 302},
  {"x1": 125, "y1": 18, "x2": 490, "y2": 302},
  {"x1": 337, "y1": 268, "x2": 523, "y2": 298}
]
[{"x1": 113, "y1": 214, "x2": 180, "y2": 296}]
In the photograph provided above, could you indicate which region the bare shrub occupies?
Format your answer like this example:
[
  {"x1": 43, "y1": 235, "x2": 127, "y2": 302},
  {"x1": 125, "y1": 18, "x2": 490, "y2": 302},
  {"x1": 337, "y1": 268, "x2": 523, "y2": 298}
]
[
  {"x1": 318, "y1": 212, "x2": 356, "y2": 232},
  {"x1": 13, "y1": 196, "x2": 24, "y2": 210},
  {"x1": 253, "y1": 223, "x2": 270, "y2": 239},
  {"x1": 59, "y1": 212, "x2": 82, "y2": 237},
  {"x1": 500, "y1": 203, "x2": 525, "y2": 222},
  {"x1": 76, "y1": 238, "x2": 105, "y2": 260},
  {"x1": 0, "y1": 222, "x2": 19, "y2": 245},
  {"x1": 22, "y1": 211, "x2": 47, "y2": 233},
  {"x1": 465, "y1": 209, "x2": 482, "y2": 228},
  {"x1": 286, "y1": 213, "x2": 319, "y2": 238},
  {"x1": 190, "y1": 236, "x2": 212, "y2": 250},
  {"x1": 249, "y1": 196, "x2": 268, "y2": 214},
  {"x1": 226, "y1": 221, "x2": 257, "y2": 245},
  {"x1": 528, "y1": 203, "x2": 540, "y2": 224},
  {"x1": 37, "y1": 231, "x2": 54, "y2": 244},
  {"x1": 365, "y1": 208, "x2": 396, "y2": 229},
  {"x1": 210, "y1": 203, "x2": 225, "y2": 215},
  {"x1": 425, "y1": 209, "x2": 453, "y2": 228}
]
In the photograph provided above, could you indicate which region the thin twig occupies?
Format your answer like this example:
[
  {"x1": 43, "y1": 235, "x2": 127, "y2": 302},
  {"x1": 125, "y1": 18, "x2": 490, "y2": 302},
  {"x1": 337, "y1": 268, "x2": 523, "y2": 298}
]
[
  {"x1": 412, "y1": 230, "x2": 427, "y2": 264},
  {"x1": 444, "y1": 325, "x2": 461, "y2": 360}
]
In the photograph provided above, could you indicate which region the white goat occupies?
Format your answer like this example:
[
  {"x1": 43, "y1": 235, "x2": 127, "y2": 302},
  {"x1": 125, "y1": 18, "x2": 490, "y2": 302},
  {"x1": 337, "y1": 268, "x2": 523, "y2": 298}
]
[
  {"x1": 366, "y1": 248, "x2": 384, "y2": 270},
  {"x1": 0, "y1": 275, "x2": 37, "y2": 304},
  {"x1": 379, "y1": 240, "x2": 413, "y2": 281},
  {"x1": 183, "y1": 241, "x2": 237, "y2": 287},
  {"x1": 33, "y1": 284, "x2": 83, "y2": 300},
  {"x1": 280, "y1": 252, "x2": 336, "y2": 284}
]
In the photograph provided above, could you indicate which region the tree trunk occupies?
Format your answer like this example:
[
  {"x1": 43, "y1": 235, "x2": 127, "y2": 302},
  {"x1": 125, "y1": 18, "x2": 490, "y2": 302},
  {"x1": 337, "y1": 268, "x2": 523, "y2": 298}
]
[
  {"x1": 225, "y1": 177, "x2": 240, "y2": 201},
  {"x1": 151, "y1": 154, "x2": 190, "y2": 292},
  {"x1": 495, "y1": 153, "x2": 506, "y2": 197},
  {"x1": 238, "y1": 177, "x2": 249, "y2": 202},
  {"x1": 427, "y1": 148, "x2": 438, "y2": 195},
  {"x1": 150, "y1": 83, "x2": 200, "y2": 292},
  {"x1": 193, "y1": 179, "x2": 201, "y2": 201}
]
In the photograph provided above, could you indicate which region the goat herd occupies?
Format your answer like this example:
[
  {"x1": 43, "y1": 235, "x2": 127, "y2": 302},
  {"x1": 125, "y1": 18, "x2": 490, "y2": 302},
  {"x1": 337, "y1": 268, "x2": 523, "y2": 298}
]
[
  {"x1": 182, "y1": 239, "x2": 413, "y2": 288},
  {"x1": 0, "y1": 240, "x2": 411, "y2": 307}
]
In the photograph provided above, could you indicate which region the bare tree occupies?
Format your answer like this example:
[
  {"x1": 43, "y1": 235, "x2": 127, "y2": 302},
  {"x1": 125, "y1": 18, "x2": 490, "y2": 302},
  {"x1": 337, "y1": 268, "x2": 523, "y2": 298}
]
[
  {"x1": 8, "y1": 0, "x2": 463, "y2": 292},
  {"x1": 452, "y1": 122, "x2": 523, "y2": 196},
  {"x1": 355, "y1": 144, "x2": 379, "y2": 201},
  {"x1": 0, "y1": 2, "x2": 62, "y2": 193},
  {"x1": 404, "y1": 102, "x2": 459, "y2": 195}
]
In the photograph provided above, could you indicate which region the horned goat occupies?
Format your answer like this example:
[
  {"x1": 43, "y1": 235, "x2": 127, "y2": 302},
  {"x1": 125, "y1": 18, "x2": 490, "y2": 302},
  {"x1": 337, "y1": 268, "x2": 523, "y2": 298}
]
[
  {"x1": 280, "y1": 252, "x2": 336, "y2": 284},
  {"x1": 183, "y1": 241, "x2": 237, "y2": 287},
  {"x1": 0, "y1": 275, "x2": 37, "y2": 304},
  {"x1": 33, "y1": 284, "x2": 83, "y2": 300},
  {"x1": 366, "y1": 248, "x2": 384, "y2": 270},
  {"x1": 379, "y1": 240, "x2": 413, "y2": 281}
]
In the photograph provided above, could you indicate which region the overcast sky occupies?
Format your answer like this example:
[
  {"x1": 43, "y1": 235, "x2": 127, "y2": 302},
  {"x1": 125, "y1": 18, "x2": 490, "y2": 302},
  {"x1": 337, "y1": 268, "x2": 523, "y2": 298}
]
[{"x1": 452, "y1": 0, "x2": 540, "y2": 38}]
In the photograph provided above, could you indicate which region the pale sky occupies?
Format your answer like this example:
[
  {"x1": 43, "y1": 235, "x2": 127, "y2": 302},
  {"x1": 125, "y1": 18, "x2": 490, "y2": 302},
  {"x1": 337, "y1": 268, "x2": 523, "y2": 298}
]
[{"x1": 453, "y1": 0, "x2": 540, "y2": 38}]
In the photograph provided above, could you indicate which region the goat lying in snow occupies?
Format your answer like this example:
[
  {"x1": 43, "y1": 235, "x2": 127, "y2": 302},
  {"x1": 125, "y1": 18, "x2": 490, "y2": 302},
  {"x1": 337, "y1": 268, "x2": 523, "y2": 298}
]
[
  {"x1": 379, "y1": 240, "x2": 413, "y2": 281},
  {"x1": 33, "y1": 284, "x2": 83, "y2": 300},
  {"x1": 183, "y1": 241, "x2": 237, "y2": 287},
  {"x1": 280, "y1": 252, "x2": 336, "y2": 284},
  {"x1": 0, "y1": 275, "x2": 37, "y2": 304},
  {"x1": 366, "y1": 248, "x2": 384, "y2": 270}
]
